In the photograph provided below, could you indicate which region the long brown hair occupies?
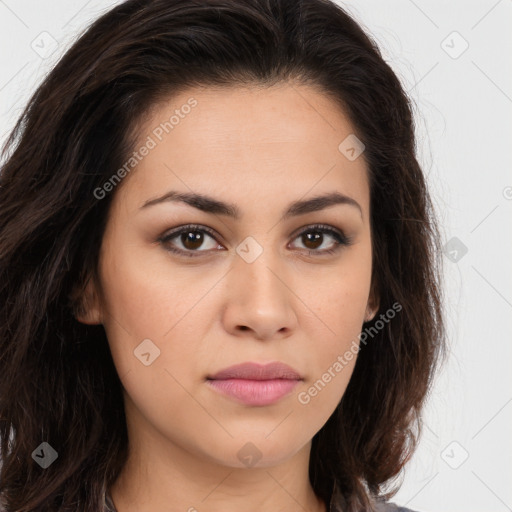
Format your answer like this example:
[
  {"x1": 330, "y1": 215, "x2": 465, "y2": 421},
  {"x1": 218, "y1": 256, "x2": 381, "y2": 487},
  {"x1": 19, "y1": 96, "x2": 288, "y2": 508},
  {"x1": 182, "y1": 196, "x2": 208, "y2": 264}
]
[{"x1": 0, "y1": 1, "x2": 446, "y2": 510}]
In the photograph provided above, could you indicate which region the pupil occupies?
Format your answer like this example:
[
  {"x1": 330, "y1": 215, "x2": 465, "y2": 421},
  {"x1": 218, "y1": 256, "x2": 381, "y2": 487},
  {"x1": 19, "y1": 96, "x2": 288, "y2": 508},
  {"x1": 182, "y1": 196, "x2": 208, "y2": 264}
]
[
  {"x1": 304, "y1": 232, "x2": 321, "y2": 249},
  {"x1": 183, "y1": 231, "x2": 203, "y2": 249}
]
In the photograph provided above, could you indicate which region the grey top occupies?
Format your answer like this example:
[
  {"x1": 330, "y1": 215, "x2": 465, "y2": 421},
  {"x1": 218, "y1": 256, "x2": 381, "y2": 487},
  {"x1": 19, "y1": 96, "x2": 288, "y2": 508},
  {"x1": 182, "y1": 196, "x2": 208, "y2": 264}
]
[
  {"x1": 103, "y1": 480, "x2": 419, "y2": 512},
  {"x1": 0, "y1": 481, "x2": 419, "y2": 511}
]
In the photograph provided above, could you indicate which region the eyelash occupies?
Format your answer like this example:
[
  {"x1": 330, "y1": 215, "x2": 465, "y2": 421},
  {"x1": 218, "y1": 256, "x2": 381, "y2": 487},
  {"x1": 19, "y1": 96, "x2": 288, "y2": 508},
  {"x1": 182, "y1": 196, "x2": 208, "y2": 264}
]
[{"x1": 157, "y1": 223, "x2": 353, "y2": 258}]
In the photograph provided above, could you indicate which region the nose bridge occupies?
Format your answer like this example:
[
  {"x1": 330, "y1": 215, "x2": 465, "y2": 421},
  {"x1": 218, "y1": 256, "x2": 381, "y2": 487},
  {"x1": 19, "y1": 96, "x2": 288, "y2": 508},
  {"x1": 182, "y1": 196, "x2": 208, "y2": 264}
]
[
  {"x1": 223, "y1": 234, "x2": 298, "y2": 337},
  {"x1": 234, "y1": 234, "x2": 288, "y2": 305},
  {"x1": 218, "y1": 226, "x2": 298, "y2": 340}
]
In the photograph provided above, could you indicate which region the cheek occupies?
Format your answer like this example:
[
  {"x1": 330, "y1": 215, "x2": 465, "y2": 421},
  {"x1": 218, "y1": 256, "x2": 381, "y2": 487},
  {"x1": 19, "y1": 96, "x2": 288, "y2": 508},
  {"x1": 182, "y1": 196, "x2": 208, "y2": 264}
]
[
  {"x1": 97, "y1": 238, "x2": 224, "y2": 385},
  {"x1": 292, "y1": 286, "x2": 367, "y2": 440},
  {"x1": 296, "y1": 251, "x2": 372, "y2": 391},
  {"x1": 304, "y1": 248, "x2": 372, "y2": 336},
  {"x1": 98, "y1": 226, "x2": 196, "y2": 333}
]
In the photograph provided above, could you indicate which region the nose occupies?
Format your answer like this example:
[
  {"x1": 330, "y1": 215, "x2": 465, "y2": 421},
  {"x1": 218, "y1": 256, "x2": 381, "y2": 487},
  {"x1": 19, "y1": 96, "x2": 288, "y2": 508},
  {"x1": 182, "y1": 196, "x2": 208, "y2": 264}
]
[{"x1": 221, "y1": 248, "x2": 298, "y2": 341}]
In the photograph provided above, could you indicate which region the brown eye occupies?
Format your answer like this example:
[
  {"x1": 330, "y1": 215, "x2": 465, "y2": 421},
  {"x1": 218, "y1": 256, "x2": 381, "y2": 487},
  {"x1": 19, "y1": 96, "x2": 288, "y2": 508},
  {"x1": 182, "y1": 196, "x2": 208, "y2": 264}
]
[
  {"x1": 180, "y1": 230, "x2": 206, "y2": 250},
  {"x1": 159, "y1": 225, "x2": 222, "y2": 257},
  {"x1": 290, "y1": 225, "x2": 351, "y2": 255},
  {"x1": 301, "y1": 231, "x2": 323, "y2": 250}
]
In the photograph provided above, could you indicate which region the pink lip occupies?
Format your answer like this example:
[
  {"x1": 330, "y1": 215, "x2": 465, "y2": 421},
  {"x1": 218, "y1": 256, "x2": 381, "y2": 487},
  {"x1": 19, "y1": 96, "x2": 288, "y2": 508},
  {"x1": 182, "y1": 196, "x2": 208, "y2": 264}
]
[{"x1": 206, "y1": 362, "x2": 302, "y2": 406}]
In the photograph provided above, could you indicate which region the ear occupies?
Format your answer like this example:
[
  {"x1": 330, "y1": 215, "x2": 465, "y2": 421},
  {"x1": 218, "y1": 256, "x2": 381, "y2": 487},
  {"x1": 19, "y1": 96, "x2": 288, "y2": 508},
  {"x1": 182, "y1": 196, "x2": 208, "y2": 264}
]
[
  {"x1": 69, "y1": 273, "x2": 103, "y2": 325},
  {"x1": 364, "y1": 276, "x2": 380, "y2": 322}
]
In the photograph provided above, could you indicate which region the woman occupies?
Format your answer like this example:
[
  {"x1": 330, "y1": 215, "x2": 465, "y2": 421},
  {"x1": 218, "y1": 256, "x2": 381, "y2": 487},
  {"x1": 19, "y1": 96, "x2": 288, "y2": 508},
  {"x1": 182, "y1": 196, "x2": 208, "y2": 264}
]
[{"x1": 0, "y1": 0, "x2": 446, "y2": 511}]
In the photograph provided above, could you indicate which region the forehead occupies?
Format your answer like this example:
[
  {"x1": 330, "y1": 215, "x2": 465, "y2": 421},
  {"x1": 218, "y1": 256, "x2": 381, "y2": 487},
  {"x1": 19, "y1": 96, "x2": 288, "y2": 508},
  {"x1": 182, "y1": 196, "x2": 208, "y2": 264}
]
[{"x1": 119, "y1": 82, "x2": 370, "y2": 215}]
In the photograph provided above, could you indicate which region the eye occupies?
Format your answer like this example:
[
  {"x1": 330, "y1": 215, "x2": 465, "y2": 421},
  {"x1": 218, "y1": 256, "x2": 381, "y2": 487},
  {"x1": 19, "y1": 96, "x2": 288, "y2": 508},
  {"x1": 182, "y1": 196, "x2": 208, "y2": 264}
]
[
  {"x1": 157, "y1": 223, "x2": 352, "y2": 258},
  {"x1": 289, "y1": 224, "x2": 352, "y2": 255},
  {"x1": 158, "y1": 224, "x2": 222, "y2": 257}
]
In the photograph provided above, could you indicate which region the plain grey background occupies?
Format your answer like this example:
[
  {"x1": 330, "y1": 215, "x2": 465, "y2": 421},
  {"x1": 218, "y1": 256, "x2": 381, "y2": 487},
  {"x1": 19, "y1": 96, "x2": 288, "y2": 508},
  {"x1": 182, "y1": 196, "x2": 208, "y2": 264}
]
[{"x1": 1, "y1": 1, "x2": 511, "y2": 511}]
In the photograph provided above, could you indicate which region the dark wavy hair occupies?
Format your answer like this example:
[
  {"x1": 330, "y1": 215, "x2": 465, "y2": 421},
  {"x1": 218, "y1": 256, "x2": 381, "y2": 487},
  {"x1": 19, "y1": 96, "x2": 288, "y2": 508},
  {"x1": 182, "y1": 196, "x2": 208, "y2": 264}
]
[{"x1": 0, "y1": 0, "x2": 446, "y2": 510}]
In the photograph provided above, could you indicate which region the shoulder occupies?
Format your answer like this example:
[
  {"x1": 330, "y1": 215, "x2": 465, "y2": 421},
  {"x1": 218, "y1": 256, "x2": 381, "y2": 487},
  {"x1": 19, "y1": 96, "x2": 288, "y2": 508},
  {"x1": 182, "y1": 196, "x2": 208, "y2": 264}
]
[
  {"x1": 374, "y1": 501, "x2": 421, "y2": 512},
  {"x1": 329, "y1": 482, "x2": 422, "y2": 512}
]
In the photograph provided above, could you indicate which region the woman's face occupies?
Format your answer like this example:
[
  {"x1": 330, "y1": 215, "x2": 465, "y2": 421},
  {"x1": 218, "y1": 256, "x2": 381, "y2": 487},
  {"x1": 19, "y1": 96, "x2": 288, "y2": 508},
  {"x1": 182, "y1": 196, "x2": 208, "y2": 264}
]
[{"x1": 82, "y1": 82, "x2": 375, "y2": 468}]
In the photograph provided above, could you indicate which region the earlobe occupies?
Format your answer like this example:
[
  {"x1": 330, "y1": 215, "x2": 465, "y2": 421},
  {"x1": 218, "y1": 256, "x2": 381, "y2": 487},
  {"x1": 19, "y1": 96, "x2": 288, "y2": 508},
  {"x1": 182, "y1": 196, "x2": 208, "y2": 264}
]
[
  {"x1": 364, "y1": 306, "x2": 377, "y2": 323},
  {"x1": 69, "y1": 274, "x2": 103, "y2": 325},
  {"x1": 364, "y1": 279, "x2": 380, "y2": 322}
]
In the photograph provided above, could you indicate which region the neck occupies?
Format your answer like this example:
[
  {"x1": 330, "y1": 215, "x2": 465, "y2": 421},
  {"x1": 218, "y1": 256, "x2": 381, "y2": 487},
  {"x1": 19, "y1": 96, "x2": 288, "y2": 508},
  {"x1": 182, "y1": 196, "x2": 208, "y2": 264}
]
[
  {"x1": 110, "y1": 447, "x2": 327, "y2": 512},
  {"x1": 109, "y1": 399, "x2": 327, "y2": 512}
]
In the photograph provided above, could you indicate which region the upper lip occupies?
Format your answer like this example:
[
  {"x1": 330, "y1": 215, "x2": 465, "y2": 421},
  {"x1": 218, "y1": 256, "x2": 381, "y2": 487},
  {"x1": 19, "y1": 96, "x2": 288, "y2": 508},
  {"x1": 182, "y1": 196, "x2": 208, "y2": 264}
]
[{"x1": 207, "y1": 362, "x2": 302, "y2": 381}]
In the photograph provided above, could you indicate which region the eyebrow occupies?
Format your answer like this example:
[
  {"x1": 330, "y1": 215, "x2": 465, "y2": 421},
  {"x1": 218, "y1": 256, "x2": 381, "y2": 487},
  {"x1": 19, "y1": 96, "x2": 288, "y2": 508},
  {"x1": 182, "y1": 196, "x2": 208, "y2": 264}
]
[{"x1": 140, "y1": 190, "x2": 363, "y2": 221}]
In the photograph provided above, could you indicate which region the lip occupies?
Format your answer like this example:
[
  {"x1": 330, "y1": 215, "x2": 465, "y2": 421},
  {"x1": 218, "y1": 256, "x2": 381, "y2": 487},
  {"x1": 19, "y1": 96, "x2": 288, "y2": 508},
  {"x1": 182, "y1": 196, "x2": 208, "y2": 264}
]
[
  {"x1": 207, "y1": 361, "x2": 302, "y2": 380},
  {"x1": 206, "y1": 362, "x2": 303, "y2": 406}
]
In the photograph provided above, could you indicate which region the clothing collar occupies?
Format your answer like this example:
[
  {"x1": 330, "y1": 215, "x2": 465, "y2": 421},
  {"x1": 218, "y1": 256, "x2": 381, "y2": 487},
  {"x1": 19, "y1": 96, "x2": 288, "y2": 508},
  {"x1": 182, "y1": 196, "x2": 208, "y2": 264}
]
[{"x1": 103, "y1": 480, "x2": 348, "y2": 512}]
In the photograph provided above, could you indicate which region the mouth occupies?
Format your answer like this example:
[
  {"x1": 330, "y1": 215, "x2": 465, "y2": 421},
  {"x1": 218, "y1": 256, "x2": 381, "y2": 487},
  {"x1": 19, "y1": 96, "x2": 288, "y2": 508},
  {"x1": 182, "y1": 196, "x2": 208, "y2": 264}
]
[{"x1": 206, "y1": 361, "x2": 303, "y2": 406}]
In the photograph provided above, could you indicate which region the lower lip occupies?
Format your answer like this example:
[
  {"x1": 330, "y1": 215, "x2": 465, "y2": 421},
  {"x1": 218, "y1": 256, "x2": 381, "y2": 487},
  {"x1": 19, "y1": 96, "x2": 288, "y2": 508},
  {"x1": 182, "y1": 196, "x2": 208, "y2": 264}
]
[{"x1": 206, "y1": 378, "x2": 300, "y2": 406}]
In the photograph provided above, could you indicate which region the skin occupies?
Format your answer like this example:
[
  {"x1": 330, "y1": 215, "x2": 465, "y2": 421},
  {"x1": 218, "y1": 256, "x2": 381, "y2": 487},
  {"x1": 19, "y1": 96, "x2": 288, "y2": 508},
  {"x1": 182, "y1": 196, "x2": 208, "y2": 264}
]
[{"x1": 77, "y1": 81, "x2": 378, "y2": 512}]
